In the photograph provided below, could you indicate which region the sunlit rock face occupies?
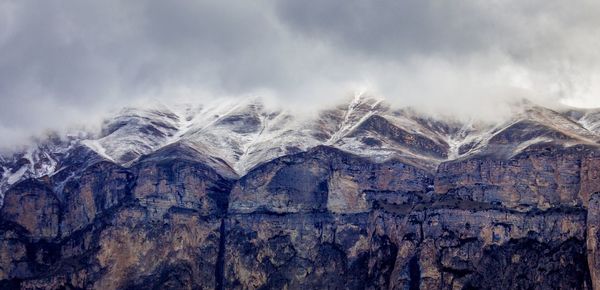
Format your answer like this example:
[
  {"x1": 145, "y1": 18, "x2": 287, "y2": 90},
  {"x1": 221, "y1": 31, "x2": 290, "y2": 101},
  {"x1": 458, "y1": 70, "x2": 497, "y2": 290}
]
[{"x1": 1, "y1": 99, "x2": 600, "y2": 289}]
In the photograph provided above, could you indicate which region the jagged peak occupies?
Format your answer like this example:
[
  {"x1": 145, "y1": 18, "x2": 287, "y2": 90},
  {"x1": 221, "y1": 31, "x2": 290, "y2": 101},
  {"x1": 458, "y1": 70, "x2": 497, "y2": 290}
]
[{"x1": 2, "y1": 97, "x2": 600, "y2": 202}]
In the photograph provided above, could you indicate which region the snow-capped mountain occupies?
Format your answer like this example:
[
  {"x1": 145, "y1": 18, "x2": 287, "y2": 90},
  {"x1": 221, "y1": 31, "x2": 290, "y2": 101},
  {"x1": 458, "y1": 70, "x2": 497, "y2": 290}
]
[
  {"x1": 2, "y1": 95, "x2": 600, "y2": 289},
  {"x1": 1, "y1": 95, "x2": 600, "y2": 203}
]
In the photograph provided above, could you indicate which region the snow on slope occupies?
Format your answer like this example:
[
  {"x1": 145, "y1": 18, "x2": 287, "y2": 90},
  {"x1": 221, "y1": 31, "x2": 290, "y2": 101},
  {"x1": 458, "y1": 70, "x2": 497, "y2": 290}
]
[
  {"x1": 564, "y1": 108, "x2": 600, "y2": 135},
  {"x1": 2, "y1": 96, "x2": 600, "y2": 202},
  {"x1": 91, "y1": 104, "x2": 181, "y2": 164},
  {"x1": 0, "y1": 134, "x2": 82, "y2": 204}
]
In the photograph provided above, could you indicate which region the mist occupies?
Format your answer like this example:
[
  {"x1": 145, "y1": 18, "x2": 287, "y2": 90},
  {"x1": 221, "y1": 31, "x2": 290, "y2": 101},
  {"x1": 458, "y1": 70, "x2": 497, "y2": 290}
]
[{"x1": 2, "y1": 0, "x2": 600, "y2": 149}]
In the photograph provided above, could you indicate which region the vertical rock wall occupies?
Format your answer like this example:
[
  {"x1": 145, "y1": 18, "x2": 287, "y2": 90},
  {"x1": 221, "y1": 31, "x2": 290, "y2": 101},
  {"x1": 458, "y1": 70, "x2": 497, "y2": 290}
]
[{"x1": 0, "y1": 144, "x2": 598, "y2": 289}]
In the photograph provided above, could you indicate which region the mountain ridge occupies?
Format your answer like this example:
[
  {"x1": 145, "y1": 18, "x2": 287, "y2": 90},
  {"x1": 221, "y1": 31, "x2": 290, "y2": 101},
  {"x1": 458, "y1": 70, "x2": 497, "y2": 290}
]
[
  {"x1": 1, "y1": 96, "x2": 600, "y2": 288},
  {"x1": 2, "y1": 95, "x2": 600, "y2": 203}
]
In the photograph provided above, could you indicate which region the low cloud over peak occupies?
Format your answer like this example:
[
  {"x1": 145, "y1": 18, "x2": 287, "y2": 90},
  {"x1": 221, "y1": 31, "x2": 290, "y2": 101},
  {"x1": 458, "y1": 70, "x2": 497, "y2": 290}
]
[{"x1": 1, "y1": 0, "x2": 600, "y2": 148}]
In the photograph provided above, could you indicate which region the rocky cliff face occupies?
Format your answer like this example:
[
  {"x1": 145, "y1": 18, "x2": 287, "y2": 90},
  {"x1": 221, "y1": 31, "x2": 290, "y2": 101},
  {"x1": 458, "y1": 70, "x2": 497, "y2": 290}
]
[{"x1": 1, "y1": 98, "x2": 600, "y2": 289}]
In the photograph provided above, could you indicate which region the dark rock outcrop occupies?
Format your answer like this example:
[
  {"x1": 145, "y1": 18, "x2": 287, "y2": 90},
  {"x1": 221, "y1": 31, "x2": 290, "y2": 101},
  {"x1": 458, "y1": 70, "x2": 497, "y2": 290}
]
[
  {"x1": 0, "y1": 139, "x2": 599, "y2": 289},
  {"x1": 0, "y1": 143, "x2": 236, "y2": 289},
  {"x1": 1, "y1": 180, "x2": 60, "y2": 240}
]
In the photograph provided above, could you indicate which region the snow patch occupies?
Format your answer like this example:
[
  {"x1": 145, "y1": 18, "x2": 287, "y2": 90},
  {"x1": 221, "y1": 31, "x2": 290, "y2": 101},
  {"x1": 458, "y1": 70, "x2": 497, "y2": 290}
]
[
  {"x1": 82, "y1": 140, "x2": 115, "y2": 162},
  {"x1": 510, "y1": 137, "x2": 553, "y2": 157},
  {"x1": 7, "y1": 166, "x2": 27, "y2": 185}
]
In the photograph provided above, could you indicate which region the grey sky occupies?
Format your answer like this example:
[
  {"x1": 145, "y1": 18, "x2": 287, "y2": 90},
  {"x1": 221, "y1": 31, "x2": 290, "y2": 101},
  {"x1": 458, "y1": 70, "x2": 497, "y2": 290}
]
[{"x1": 1, "y1": 0, "x2": 600, "y2": 148}]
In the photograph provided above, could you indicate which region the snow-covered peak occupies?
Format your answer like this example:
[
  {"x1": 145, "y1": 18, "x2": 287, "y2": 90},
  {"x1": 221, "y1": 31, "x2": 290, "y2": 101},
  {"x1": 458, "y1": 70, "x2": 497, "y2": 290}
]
[
  {"x1": 91, "y1": 105, "x2": 181, "y2": 164},
  {"x1": 2, "y1": 97, "x2": 600, "y2": 203},
  {"x1": 0, "y1": 134, "x2": 81, "y2": 204},
  {"x1": 562, "y1": 108, "x2": 600, "y2": 136}
]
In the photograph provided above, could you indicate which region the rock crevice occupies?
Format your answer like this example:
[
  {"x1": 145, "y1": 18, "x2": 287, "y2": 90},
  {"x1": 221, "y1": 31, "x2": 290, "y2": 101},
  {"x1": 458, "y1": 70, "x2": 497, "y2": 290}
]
[{"x1": 0, "y1": 144, "x2": 599, "y2": 289}]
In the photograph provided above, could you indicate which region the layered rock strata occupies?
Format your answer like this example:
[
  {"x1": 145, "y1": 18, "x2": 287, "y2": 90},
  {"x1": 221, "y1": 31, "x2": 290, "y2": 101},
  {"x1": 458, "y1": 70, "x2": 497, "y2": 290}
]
[{"x1": 0, "y1": 142, "x2": 599, "y2": 289}]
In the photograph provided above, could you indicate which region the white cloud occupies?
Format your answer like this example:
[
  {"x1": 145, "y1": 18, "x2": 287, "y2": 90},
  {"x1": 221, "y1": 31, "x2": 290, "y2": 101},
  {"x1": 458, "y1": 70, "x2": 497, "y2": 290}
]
[{"x1": 1, "y1": 0, "x2": 600, "y2": 148}]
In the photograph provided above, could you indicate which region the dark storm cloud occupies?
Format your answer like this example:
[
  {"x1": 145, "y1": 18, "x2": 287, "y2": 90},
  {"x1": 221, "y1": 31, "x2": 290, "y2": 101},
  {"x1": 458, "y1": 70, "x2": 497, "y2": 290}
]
[
  {"x1": 275, "y1": 0, "x2": 500, "y2": 58},
  {"x1": 1, "y1": 0, "x2": 600, "y2": 148},
  {"x1": 275, "y1": 0, "x2": 600, "y2": 61}
]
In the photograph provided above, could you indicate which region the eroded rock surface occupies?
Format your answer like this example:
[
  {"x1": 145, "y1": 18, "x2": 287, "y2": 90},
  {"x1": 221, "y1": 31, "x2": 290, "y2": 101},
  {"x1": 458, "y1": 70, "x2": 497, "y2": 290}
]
[
  {"x1": 0, "y1": 144, "x2": 236, "y2": 289},
  {"x1": 0, "y1": 139, "x2": 599, "y2": 289}
]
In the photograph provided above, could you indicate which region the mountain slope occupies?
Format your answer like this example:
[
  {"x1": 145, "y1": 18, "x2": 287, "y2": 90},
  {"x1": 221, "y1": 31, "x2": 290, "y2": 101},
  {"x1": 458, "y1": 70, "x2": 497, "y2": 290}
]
[
  {"x1": 1, "y1": 97, "x2": 600, "y2": 289},
  {"x1": 2, "y1": 96, "x2": 600, "y2": 203}
]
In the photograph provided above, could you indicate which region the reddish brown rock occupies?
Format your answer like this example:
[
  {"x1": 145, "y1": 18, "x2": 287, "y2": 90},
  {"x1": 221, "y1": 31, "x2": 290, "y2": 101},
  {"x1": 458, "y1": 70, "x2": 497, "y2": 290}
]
[
  {"x1": 60, "y1": 161, "x2": 133, "y2": 237},
  {"x1": 229, "y1": 146, "x2": 433, "y2": 214},
  {"x1": 132, "y1": 143, "x2": 236, "y2": 219},
  {"x1": 435, "y1": 144, "x2": 598, "y2": 211},
  {"x1": 0, "y1": 140, "x2": 598, "y2": 289},
  {"x1": 1, "y1": 180, "x2": 60, "y2": 240},
  {"x1": 588, "y1": 193, "x2": 600, "y2": 290}
]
